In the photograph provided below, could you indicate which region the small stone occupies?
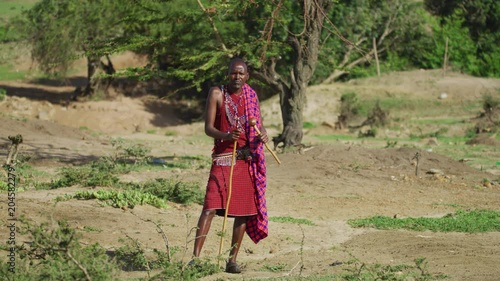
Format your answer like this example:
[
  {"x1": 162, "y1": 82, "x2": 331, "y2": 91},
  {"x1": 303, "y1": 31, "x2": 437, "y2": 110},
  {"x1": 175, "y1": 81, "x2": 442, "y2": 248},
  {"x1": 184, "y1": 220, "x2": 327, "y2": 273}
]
[{"x1": 426, "y1": 169, "x2": 444, "y2": 175}]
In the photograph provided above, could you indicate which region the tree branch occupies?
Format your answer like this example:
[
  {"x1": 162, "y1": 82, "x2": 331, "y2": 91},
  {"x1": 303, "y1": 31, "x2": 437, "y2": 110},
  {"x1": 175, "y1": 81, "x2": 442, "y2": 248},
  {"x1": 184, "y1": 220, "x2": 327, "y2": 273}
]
[
  {"x1": 66, "y1": 249, "x2": 92, "y2": 281},
  {"x1": 196, "y1": 0, "x2": 227, "y2": 52}
]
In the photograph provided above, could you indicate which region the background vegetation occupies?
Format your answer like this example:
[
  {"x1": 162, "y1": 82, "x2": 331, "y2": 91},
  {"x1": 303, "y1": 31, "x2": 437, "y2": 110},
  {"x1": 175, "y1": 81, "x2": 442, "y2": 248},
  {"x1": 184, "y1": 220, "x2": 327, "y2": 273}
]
[{"x1": 1, "y1": 0, "x2": 498, "y2": 146}]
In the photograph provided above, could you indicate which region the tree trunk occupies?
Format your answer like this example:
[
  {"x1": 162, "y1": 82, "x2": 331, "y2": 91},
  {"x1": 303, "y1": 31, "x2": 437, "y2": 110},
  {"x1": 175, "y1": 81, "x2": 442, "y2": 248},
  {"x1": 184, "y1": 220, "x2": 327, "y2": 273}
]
[
  {"x1": 273, "y1": 86, "x2": 305, "y2": 148},
  {"x1": 84, "y1": 56, "x2": 100, "y2": 96},
  {"x1": 253, "y1": 0, "x2": 331, "y2": 148},
  {"x1": 84, "y1": 55, "x2": 115, "y2": 96},
  {"x1": 276, "y1": 0, "x2": 330, "y2": 147}
]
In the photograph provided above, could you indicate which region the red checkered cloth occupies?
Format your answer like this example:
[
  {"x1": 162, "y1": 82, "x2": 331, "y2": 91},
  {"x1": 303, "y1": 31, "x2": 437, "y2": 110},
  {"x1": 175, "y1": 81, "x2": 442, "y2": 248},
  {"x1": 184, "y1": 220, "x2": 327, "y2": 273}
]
[{"x1": 243, "y1": 83, "x2": 268, "y2": 244}]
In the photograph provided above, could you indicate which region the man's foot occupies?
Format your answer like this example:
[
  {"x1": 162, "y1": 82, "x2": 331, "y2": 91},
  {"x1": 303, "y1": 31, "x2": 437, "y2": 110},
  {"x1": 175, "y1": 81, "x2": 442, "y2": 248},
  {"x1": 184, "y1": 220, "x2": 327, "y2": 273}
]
[
  {"x1": 187, "y1": 257, "x2": 200, "y2": 267},
  {"x1": 225, "y1": 262, "x2": 241, "y2": 274}
]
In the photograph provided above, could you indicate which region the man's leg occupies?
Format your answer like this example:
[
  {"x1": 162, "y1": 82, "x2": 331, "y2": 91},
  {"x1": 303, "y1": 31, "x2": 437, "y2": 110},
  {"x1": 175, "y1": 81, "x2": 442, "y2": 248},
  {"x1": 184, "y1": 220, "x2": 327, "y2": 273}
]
[
  {"x1": 193, "y1": 210, "x2": 216, "y2": 258},
  {"x1": 228, "y1": 216, "x2": 249, "y2": 263}
]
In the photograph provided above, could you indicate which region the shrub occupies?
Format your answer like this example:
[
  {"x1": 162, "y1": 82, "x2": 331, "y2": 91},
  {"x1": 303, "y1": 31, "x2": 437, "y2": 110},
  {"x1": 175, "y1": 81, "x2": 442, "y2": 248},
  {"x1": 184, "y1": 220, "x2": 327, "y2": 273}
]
[
  {"x1": 128, "y1": 178, "x2": 204, "y2": 205},
  {"x1": 0, "y1": 88, "x2": 6, "y2": 101},
  {"x1": 0, "y1": 219, "x2": 119, "y2": 280},
  {"x1": 72, "y1": 189, "x2": 168, "y2": 209}
]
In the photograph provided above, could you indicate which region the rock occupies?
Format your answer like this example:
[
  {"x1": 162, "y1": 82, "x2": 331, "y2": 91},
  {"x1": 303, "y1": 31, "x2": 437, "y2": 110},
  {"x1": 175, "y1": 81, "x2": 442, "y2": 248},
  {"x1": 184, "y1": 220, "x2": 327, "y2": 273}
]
[
  {"x1": 37, "y1": 109, "x2": 55, "y2": 121},
  {"x1": 426, "y1": 169, "x2": 444, "y2": 175}
]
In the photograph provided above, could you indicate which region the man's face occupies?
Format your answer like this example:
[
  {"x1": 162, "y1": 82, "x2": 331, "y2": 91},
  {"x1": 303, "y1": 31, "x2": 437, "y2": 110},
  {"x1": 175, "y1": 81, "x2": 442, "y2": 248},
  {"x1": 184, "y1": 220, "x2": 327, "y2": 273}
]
[{"x1": 227, "y1": 62, "x2": 248, "y2": 92}]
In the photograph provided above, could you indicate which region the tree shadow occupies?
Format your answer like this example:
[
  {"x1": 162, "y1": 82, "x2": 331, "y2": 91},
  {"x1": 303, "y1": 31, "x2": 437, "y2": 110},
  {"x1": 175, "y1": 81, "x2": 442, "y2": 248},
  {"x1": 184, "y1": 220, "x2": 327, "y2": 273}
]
[
  {"x1": 0, "y1": 76, "x2": 204, "y2": 125},
  {"x1": 0, "y1": 83, "x2": 74, "y2": 105},
  {"x1": 27, "y1": 76, "x2": 88, "y2": 88}
]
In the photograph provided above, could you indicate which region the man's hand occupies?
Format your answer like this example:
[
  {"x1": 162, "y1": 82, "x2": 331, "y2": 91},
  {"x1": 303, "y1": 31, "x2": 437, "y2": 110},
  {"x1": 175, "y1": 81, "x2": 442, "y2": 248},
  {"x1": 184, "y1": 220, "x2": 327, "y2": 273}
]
[
  {"x1": 229, "y1": 129, "x2": 241, "y2": 141},
  {"x1": 258, "y1": 131, "x2": 269, "y2": 143}
]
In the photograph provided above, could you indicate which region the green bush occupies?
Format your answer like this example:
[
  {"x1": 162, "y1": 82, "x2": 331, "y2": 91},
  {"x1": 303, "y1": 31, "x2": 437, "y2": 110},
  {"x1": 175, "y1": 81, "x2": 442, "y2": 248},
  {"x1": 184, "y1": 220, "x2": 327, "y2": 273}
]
[
  {"x1": 128, "y1": 178, "x2": 204, "y2": 205},
  {"x1": 420, "y1": 14, "x2": 481, "y2": 75},
  {"x1": 50, "y1": 159, "x2": 120, "y2": 188},
  {"x1": 0, "y1": 88, "x2": 6, "y2": 101},
  {"x1": 111, "y1": 138, "x2": 151, "y2": 164},
  {"x1": 0, "y1": 219, "x2": 119, "y2": 280},
  {"x1": 72, "y1": 189, "x2": 168, "y2": 209}
]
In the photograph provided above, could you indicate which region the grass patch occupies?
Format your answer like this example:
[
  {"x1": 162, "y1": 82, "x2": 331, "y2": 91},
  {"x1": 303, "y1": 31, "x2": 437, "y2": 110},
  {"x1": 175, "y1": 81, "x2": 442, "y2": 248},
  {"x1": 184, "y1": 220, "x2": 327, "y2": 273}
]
[
  {"x1": 0, "y1": 64, "x2": 26, "y2": 80},
  {"x1": 251, "y1": 257, "x2": 446, "y2": 280},
  {"x1": 303, "y1": 121, "x2": 316, "y2": 129},
  {"x1": 412, "y1": 117, "x2": 466, "y2": 126},
  {"x1": 261, "y1": 263, "x2": 287, "y2": 272},
  {"x1": 348, "y1": 209, "x2": 500, "y2": 233},
  {"x1": 315, "y1": 134, "x2": 358, "y2": 141},
  {"x1": 71, "y1": 189, "x2": 168, "y2": 209},
  {"x1": 0, "y1": 159, "x2": 51, "y2": 192},
  {"x1": 126, "y1": 178, "x2": 204, "y2": 205},
  {"x1": 59, "y1": 177, "x2": 204, "y2": 208},
  {"x1": 0, "y1": 1, "x2": 36, "y2": 20},
  {"x1": 432, "y1": 143, "x2": 499, "y2": 169},
  {"x1": 270, "y1": 216, "x2": 315, "y2": 226}
]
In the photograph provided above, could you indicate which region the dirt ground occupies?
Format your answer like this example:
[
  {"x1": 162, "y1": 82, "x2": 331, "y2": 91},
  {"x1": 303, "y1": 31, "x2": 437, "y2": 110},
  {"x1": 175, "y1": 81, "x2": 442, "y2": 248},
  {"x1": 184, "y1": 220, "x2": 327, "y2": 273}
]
[{"x1": 0, "y1": 58, "x2": 499, "y2": 280}]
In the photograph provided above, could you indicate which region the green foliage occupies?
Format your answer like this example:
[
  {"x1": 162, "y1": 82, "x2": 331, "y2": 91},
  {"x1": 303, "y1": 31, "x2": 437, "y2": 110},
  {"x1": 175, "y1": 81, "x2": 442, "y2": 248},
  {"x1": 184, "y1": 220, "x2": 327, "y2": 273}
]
[
  {"x1": 111, "y1": 137, "x2": 151, "y2": 164},
  {"x1": 410, "y1": 127, "x2": 449, "y2": 140},
  {"x1": 0, "y1": 88, "x2": 6, "y2": 101},
  {"x1": 262, "y1": 263, "x2": 287, "y2": 272},
  {"x1": 115, "y1": 238, "x2": 151, "y2": 271},
  {"x1": 158, "y1": 258, "x2": 220, "y2": 280},
  {"x1": 0, "y1": 154, "x2": 52, "y2": 192},
  {"x1": 127, "y1": 178, "x2": 204, "y2": 205},
  {"x1": 423, "y1": 0, "x2": 499, "y2": 77},
  {"x1": 303, "y1": 121, "x2": 316, "y2": 129},
  {"x1": 421, "y1": 15, "x2": 481, "y2": 75},
  {"x1": 339, "y1": 91, "x2": 361, "y2": 118},
  {"x1": 20, "y1": 0, "x2": 135, "y2": 76},
  {"x1": 348, "y1": 209, "x2": 500, "y2": 233},
  {"x1": 482, "y1": 93, "x2": 499, "y2": 117},
  {"x1": 71, "y1": 189, "x2": 168, "y2": 209},
  {"x1": 314, "y1": 0, "x2": 430, "y2": 83},
  {"x1": 0, "y1": 219, "x2": 119, "y2": 280},
  {"x1": 270, "y1": 216, "x2": 315, "y2": 226},
  {"x1": 50, "y1": 160, "x2": 120, "y2": 188},
  {"x1": 251, "y1": 258, "x2": 446, "y2": 280},
  {"x1": 338, "y1": 257, "x2": 447, "y2": 281},
  {"x1": 385, "y1": 140, "x2": 398, "y2": 148}
]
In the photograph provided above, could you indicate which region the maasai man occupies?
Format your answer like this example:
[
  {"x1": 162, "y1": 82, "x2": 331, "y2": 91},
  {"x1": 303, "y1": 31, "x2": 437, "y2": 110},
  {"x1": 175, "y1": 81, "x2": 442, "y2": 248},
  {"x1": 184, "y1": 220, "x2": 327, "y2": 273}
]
[{"x1": 192, "y1": 58, "x2": 269, "y2": 274}]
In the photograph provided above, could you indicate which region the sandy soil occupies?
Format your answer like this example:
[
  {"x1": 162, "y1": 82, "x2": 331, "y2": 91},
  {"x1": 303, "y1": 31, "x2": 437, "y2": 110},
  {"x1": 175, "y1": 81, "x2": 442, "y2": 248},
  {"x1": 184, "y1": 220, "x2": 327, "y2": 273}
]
[{"x1": 0, "y1": 62, "x2": 499, "y2": 281}]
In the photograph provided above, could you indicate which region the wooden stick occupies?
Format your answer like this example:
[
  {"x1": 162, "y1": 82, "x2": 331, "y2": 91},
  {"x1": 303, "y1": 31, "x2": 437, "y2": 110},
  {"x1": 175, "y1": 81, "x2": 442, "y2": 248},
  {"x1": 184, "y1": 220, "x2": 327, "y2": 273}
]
[
  {"x1": 218, "y1": 140, "x2": 237, "y2": 263},
  {"x1": 255, "y1": 127, "x2": 281, "y2": 165},
  {"x1": 248, "y1": 118, "x2": 281, "y2": 165}
]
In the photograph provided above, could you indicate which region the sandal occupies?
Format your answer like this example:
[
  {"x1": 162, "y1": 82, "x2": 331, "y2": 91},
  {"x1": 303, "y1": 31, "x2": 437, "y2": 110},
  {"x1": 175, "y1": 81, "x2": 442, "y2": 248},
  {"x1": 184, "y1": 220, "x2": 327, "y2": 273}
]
[{"x1": 225, "y1": 262, "x2": 242, "y2": 274}]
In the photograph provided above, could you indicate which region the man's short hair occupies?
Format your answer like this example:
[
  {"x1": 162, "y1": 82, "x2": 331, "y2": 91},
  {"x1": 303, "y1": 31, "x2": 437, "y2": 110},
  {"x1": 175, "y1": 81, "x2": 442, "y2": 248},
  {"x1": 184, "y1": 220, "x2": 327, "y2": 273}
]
[{"x1": 228, "y1": 57, "x2": 248, "y2": 73}]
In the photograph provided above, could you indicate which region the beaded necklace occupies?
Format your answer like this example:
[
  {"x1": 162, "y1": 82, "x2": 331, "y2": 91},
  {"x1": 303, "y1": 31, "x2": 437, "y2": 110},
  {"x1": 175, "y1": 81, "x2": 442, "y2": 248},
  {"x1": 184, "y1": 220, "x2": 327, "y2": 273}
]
[{"x1": 223, "y1": 85, "x2": 246, "y2": 132}]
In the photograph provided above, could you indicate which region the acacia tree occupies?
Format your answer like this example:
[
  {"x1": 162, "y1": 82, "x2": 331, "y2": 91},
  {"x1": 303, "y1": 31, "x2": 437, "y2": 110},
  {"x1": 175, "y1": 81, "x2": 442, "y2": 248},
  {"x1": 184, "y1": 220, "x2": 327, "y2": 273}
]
[
  {"x1": 22, "y1": 0, "x2": 136, "y2": 95},
  {"x1": 180, "y1": 0, "x2": 334, "y2": 147},
  {"x1": 106, "y1": 0, "x2": 334, "y2": 147}
]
